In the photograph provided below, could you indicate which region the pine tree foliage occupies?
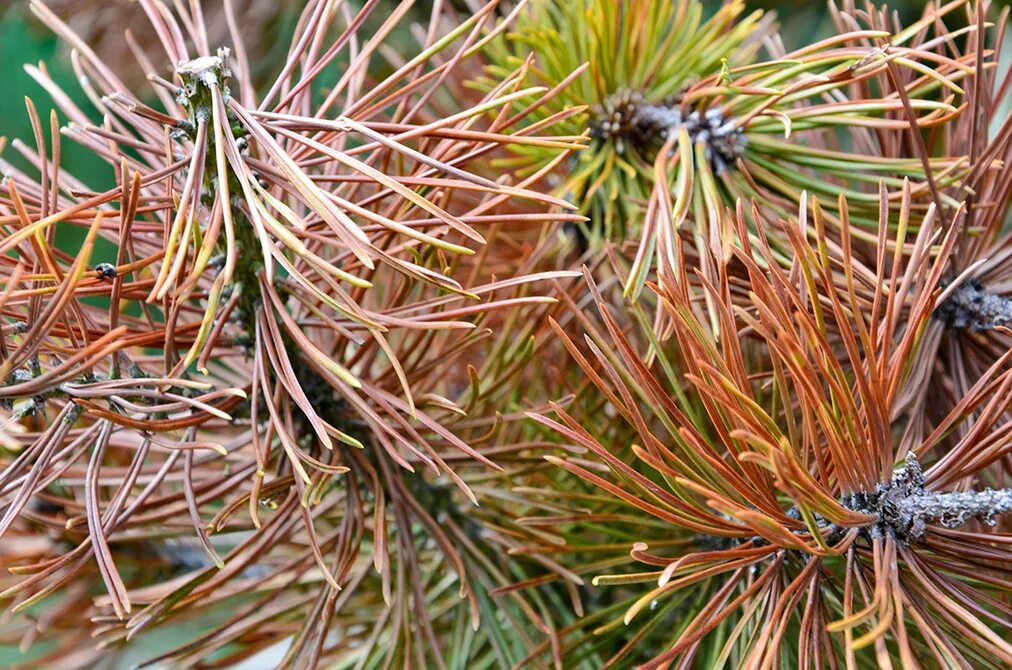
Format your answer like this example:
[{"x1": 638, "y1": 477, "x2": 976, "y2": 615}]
[{"x1": 0, "y1": 0, "x2": 1009, "y2": 668}]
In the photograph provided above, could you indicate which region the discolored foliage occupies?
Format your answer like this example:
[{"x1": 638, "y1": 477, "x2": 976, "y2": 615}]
[
  {"x1": 1, "y1": 0, "x2": 1011, "y2": 668},
  {"x1": 0, "y1": 0, "x2": 586, "y2": 665},
  {"x1": 483, "y1": 0, "x2": 981, "y2": 300},
  {"x1": 519, "y1": 193, "x2": 1012, "y2": 668}
]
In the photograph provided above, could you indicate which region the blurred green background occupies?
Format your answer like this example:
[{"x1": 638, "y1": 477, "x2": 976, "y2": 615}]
[{"x1": 0, "y1": 6, "x2": 105, "y2": 186}]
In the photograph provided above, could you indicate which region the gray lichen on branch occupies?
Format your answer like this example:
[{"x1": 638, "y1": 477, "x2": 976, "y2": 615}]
[
  {"x1": 843, "y1": 454, "x2": 1012, "y2": 543},
  {"x1": 935, "y1": 277, "x2": 1012, "y2": 332},
  {"x1": 704, "y1": 453, "x2": 1012, "y2": 552},
  {"x1": 175, "y1": 51, "x2": 231, "y2": 124},
  {"x1": 589, "y1": 89, "x2": 748, "y2": 174}
]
